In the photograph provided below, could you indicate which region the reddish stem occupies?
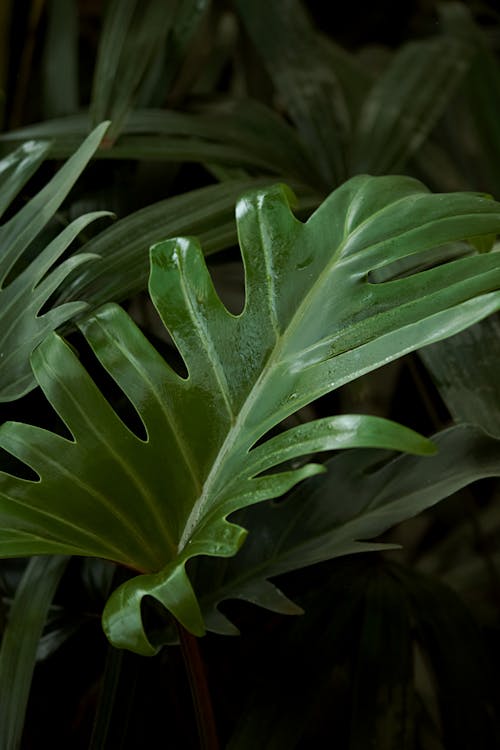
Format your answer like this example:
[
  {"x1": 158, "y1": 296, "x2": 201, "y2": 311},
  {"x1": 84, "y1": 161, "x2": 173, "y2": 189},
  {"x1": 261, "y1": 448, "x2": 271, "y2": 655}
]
[{"x1": 177, "y1": 624, "x2": 219, "y2": 750}]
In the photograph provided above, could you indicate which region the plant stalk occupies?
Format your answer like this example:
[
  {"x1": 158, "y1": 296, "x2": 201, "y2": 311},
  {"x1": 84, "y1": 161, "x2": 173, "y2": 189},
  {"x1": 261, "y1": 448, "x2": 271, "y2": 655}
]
[{"x1": 177, "y1": 624, "x2": 219, "y2": 750}]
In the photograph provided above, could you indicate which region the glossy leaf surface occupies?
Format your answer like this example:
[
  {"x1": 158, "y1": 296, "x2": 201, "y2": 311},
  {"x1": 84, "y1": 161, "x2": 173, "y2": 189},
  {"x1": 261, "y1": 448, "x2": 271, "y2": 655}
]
[
  {"x1": 0, "y1": 123, "x2": 111, "y2": 400},
  {"x1": 2, "y1": 176, "x2": 500, "y2": 654},
  {"x1": 55, "y1": 176, "x2": 316, "y2": 310}
]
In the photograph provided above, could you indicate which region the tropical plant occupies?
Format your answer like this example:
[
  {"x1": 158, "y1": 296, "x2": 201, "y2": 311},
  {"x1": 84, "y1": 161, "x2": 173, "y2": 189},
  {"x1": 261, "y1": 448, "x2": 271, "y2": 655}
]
[{"x1": 2, "y1": 1, "x2": 500, "y2": 748}]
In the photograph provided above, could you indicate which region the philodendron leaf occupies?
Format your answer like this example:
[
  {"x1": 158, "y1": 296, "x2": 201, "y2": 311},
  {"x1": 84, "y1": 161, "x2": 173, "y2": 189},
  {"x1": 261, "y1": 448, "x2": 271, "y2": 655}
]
[
  {"x1": 0, "y1": 122, "x2": 111, "y2": 401},
  {"x1": 2, "y1": 176, "x2": 500, "y2": 655},
  {"x1": 197, "y1": 424, "x2": 500, "y2": 634}
]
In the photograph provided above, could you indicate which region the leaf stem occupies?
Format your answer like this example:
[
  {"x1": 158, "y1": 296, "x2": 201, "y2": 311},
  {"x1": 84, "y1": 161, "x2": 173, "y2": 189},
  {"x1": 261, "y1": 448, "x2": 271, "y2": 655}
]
[{"x1": 177, "y1": 624, "x2": 219, "y2": 750}]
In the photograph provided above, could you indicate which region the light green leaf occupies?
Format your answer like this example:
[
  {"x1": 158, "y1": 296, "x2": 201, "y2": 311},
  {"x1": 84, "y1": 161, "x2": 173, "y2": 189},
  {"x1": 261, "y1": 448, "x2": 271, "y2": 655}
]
[
  {"x1": 0, "y1": 140, "x2": 49, "y2": 219},
  {"x1": 2, "y1": 177, "x2": 500, "y2": 654},
  {"x1": 0, "y1": 556, "x2": 68, "y2": 750},
  {"x1": 0, "y1": 122, "x2": 109, "y2": 282},
  {"x1": 197, "y1": 424, "x2": 500, "y2": 634},
  {"x1": 0, "y1": 122, "x2": 111, "y2": 401}
]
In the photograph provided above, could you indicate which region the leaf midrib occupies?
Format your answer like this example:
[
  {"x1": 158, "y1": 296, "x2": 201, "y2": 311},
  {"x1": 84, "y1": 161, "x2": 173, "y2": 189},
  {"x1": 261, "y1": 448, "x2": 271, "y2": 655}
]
[
  {"x1": 177, "y1": 207, "x2": 358, "y2": 549},
  {"x1": 177, "y1": 193, "x2": 500, "y2": 553}
]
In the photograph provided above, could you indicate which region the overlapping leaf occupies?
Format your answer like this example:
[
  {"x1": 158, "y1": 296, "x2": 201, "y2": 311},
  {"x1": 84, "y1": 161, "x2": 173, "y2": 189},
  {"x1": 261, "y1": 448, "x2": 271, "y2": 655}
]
[
  {"x1": 55, "y1": 175, "x2": 311, "y2": 310},
  {"x1": 196, "y1": 424, "x2": 500, "y2": 634},
  {"x1": 0, "y1": 122, "x2": 111, "y2": 400},
  {"x1": 2, "y1": 176, "x2": 500, "y2": 655},
  {"x1": 234, "y1": 0, "x2": 350, "y2": 187},
  {"x1": 0, "y1": 104, "x2": 316, "y2": 187},
  {"x1": 350, "y1": 37, "x2": 471, "y2": 175},
  {"x1": 90, "y1": 0, "x2": 208, "y2": 141},
  {"x1": 236, "y1": 0, "x2": 470, "y2": 186}
]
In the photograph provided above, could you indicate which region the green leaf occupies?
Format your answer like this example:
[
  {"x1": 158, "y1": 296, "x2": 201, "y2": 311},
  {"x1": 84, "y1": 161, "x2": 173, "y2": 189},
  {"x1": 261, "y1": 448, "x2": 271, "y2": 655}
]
[
  {"x1": 229, "y1": 558, "x2": 499, "y2": 748},
  {"x1": 317, "y1": 35, "x2": 373, "y2": 122},
  {"x1": 440, "y1": 3, "x2": 500, "y2": 193},
  {"x1": 0, "y1": 122, "x2": 112, "y2": 401},
  {"x1": 197, "y1": 424, "x2": 500, "y2": 633},
  {"x1": 350, "y1": 37, "x2": 471, "y2": 175},
  {"x1": 0, "y1": 104, "x2": 317, "y2": 185},
  {"x1": 55, "y1": 176, "x2": 306, "y2": 310},
  {"x1": 0, "y1": 140, "x2": 49, "y2": 219},
  {"x1": 226, "y1": 561, "x2": 370, "y2": 749},
  {"x1": 420, "y1": 314, "x2": 500, "y2": 438},
  {"x1": 90, "y1": 0, "x2": 208, "y2": 141},
  {"x1": 2, "y1": 177, "x2": 500, "y2": 654},
  {"x1": 0, "y1": 556, "x2": 68, "y2": 750},
  {"x1": 89, "y1": 645, "x2": 137, "y2": 749},
  {"x1": 235, "y1": 0, "x2": 350, "y2": 188}
]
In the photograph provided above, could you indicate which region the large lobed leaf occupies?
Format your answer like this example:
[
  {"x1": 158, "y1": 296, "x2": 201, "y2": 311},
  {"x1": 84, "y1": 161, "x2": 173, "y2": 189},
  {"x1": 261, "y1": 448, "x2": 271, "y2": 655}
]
[
  {"x1": 55, "y1": 174, "x2": 288, "y2": 309},
  {"x1": 0, "y1": 122, "x2": 111, "y2": 401},
  {"x1": 196, "y1": 424, "x2": 500, "y2": 634},
  {"x1": 2, "y1": 176, "x2": 500, "y2": 654}
]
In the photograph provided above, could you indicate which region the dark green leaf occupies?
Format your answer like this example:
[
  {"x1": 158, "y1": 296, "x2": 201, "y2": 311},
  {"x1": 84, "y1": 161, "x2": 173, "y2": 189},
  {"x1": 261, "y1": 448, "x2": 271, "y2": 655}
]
[
  {"x1": 0, "y1": 104, "x2": 316, "y2": 185},
  {"x1": 396, "y1": 566, "x2": 500, "y2": 746},
  {"x1": 42, "y1": 0, "x2": 79, "y2": 118},
  {"x1": 440, "y1": 2, "x2": 500, "y2": 192},
  {"x1": 90, "y1": 0, "x2": 208, "y2": 141},
  {"x1": 235, "y1": 0, "x2": 349, "y2": 187},
  {"x1": 2, "y1": 177, "x2": 500, "y2": 654},
  {"x1": 0, "y1": 556, "x2": 68, "y2": 750},
  {"x1": 349, "y1": 571, "x2": 414, "y2": 750},
  {"x1": 420, "y1": 314, "x2": 500, "y2": 437},
  {"x1": 198, "y1": 424, "x2": 500, "y2": 633},
  {"x1": 350, "y1": 37, "x2": 471, "y2": 175},
  {"x1": 226, "y1": 563, "x2": 369, "y2": 749}
]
